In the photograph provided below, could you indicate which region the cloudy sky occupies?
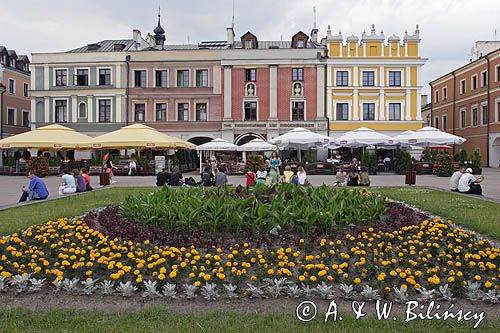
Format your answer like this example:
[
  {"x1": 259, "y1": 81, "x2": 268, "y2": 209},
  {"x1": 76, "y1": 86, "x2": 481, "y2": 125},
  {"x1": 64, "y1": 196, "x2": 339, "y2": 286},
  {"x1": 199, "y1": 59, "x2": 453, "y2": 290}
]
[{"x1": 1, "y1": 0, "x2": 498, "y2": 96}]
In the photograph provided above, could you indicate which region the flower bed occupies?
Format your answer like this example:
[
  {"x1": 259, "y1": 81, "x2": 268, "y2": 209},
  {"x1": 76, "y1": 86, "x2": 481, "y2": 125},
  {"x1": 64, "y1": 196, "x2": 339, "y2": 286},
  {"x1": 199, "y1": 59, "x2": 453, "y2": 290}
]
[
  {"x1": 119, "y1": 185, "x2": 387, "y2": 234},
  {"x1": 0, "y1": 214, "x2": 498, "y2": 301}
]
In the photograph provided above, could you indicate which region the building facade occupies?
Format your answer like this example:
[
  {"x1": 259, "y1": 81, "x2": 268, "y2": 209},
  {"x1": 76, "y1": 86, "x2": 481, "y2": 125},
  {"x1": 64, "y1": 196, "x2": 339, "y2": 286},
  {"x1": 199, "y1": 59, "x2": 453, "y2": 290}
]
[
  {"x1": 220, "y1": 28, "x2": 327, "y2": 145},
  {"x1": 0, "y1": 46, "x2": 31, "y2": 138},
  {"x1": 324, "y1": 25, "x2": 426, "y2": 137},
  {"x1": 430, "y1": 47, "x2": 500, "y2": 167}
]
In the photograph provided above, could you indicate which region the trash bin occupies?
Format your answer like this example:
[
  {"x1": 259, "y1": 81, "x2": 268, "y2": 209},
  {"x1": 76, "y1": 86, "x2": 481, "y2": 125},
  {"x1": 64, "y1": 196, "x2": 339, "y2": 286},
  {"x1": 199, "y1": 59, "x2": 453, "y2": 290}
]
[
  {"x1": 405, "y1": 171, "x2": 416, "y2": 186},
  {"x1": 100, "y1": 172, "x2": 110, "y2": 186}
]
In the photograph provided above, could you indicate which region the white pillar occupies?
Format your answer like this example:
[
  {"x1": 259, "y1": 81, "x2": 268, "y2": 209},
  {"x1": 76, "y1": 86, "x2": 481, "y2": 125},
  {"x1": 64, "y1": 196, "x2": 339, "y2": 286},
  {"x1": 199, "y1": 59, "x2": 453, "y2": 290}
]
[
  {"x1": 223, "y1": 66, "x2": 232, "y2": 119},
  {"x1": 115, "y1": 64, "x2": 121, "y2": 88},
  {"x1": 43, "y1": 65, "x2": 49, "y2": 90},
  {"x1": 44, "y1": 97, "x2": 50, "y2": 123},
  {"x1": 269, "y1": 65, "x2": 277, "y2": 119},
  {"x1": 352, "y1": 88, "x2": 359, "y2": 120},
  {"x1": 116, "y1": 95, "x2": 122, "y2": 123},
  {"x1": 71, "y1": 96, "x2": 77, "y2": 123},
  {"x1": 316, "y1": 65, "x2": 325, "y2": 119},
  {"x1": 30, "y1": 98, "x2": 36, "y2": 128},
  {"x1": 87, "y1": 95, "x2": 94, "y2": 123}
]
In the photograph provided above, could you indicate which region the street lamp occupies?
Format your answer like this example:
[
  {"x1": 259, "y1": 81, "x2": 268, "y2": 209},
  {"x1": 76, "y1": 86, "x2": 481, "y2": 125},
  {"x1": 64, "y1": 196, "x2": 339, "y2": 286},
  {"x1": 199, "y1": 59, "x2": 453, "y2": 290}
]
[{"x1": 0, "y1": 82, "x2": 6, "y2": 140}]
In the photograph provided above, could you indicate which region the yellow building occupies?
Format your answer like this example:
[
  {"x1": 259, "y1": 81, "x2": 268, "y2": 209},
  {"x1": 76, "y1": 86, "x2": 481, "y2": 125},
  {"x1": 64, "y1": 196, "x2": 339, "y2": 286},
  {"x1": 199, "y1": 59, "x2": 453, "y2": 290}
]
[{"x1": 324, "y1": 24, "x2": 426, "y2": 137}]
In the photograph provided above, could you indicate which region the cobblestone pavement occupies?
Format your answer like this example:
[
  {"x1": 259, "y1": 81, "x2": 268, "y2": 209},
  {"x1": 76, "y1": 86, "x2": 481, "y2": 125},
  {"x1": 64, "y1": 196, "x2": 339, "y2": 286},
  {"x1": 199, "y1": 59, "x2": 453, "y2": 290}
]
[{"x1": 1, "y1": 168, "x2": 499, "y2": 207}]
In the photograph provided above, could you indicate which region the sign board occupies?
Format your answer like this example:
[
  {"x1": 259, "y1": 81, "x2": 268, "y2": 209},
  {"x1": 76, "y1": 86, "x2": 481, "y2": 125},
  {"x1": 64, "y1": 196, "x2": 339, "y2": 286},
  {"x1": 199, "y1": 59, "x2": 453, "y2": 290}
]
[{"x1": 155, "y1": 156, "x2": 166, "y2": 174}]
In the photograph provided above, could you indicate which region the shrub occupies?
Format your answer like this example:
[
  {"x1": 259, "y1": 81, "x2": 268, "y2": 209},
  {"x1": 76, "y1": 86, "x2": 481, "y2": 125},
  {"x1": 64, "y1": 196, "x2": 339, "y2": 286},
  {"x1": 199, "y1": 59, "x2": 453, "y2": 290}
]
[
  {"x1": 27, "y1": 156, "x2": 49, "y2": 178},
  {"x1": 119, "y1": 184, "x2": 387, "y2": 234},
  {"x1": 433, "y1": 153, "x2": 454, "y2": 177},
  {"x1": 2, "y1": 156, "x2": 16, "y2": 167},
  {"x1": 421, "y1": 148, "x2": 433, "y2": 162},
  {"x1": 454, "y1": 149, "x2": 468, "y2": 163},
  {"x1": 470, "y1": 150, "x2": 482, "y2": 168},
  {"x1": 361, "y1": 151, "x2": 377, "y2": 170},
  {"x1": 397, "y1": 150, "x2": 412, "y2": 172}
]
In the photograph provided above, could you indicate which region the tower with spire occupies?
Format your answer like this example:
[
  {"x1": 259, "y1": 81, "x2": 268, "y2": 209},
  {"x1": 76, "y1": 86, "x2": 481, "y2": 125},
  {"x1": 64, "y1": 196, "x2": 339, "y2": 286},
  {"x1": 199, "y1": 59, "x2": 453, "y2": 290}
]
[{"x1": 153, "y1": 7, "x2": 166, "y2": 48}]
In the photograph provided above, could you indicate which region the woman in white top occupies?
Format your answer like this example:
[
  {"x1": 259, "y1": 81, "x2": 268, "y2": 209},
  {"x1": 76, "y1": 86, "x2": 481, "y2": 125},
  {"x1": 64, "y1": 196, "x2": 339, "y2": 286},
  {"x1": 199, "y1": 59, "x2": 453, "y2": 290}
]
[{"x1": 297, "y1": 166, "x2": 307, "y2": 186}]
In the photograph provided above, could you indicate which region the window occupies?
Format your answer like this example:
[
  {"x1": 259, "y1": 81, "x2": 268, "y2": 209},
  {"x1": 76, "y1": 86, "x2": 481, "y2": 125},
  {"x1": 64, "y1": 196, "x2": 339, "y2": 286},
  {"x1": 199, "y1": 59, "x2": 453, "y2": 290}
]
[
  {"x1": 388, "y1": 103, "x2": 401, "y2": 120},
  {"x1": 362, "y1": 71, "x2": 375, "y2": 86},
  {"x1": 472, "y1": 75, "x2": 477, "y2": 90},
  {"x1": 482, "y1": 71, "x2": 487, "y2": 86},
  {"x1": 434, "y1": 117, "x2": 439, "y2": 129},
  {"x1": 75, "y1": 69, "x2": 89, "y2": 86},
  {"x1": 98, "y1": 99, "x2": 111, "y2": 123},
  {"x1": 55, "y1": 69, "x2": 67, "y2": 86},
  {"x1": 244, "y1": 101, "x2": 257, "y2": 120},
  {"x1": 245, "y1": 69, "x2": 256, "y2": 82},
  {"x1": 98, "y1": 68, "x2": 111, "y2": 86},
  {"x1": 134, "y1": 104, "x2": 145, "y2": 122},
  {"x1": 291, "y1": 101, "x2": 305, "y2": 120},
  {"x1": 498, "y1": 102, "x2": 500, "y2": 122},
  {"x1": 22, "y1": 111, "x2": 29, "y2": 127},
  {"x1": 443, "y1": 115, "x2": 447, "y2": 131},
  {"x1": 443, "y1": 87, "x2": 447, "y2": 100},
  {"x1": 336, "y1": 71, "x2": 348, "y2": 86},
  {"x1": 460, "y1": 80, "x2": 466, "y2": 94},
  {"x1": 54, "y1": 100, "x2": 67, "y2": 123},
  {"x1": 155, "y1": 70, "x2": 167, "y2": 87},
  {"x1": 362, "y1": 103, "x2": 375, "y2": 120},
  {"x1": 435, "y1": 90, "x2": 439, "y2": 103},
  {"x1": 78, "y1": 103, "x2": 87, "y2": 118},
  {"x1": 292, "y1": 68, "x2": 304, "y2": 81},
  {"x1": 134, "y1": 70, "x2": 146, "y2": 88},
  {"x1": 244, "y1": 40, "x2": 253, "y2": 49},
  {"x1": 196, "y1": 70, "x2": 209, "y2": 87},
  {"x1": 472, "y1": 108, "x2": 478, "y2": 127},
  {"x1": 177, "y1": 103, "x2": 189, "y2": 121},
  {"x1": 176, "y1": 70, "x2": 189, "y2": 87},
  {"x1": 7, "y1": 108, "x2": 15, "y2": 125},
  {"x1": 336, "y1": 103, "x2": 349, "y2": 120},
  {"x1": 297, "y1": 39, "x2": 305, "y2": 48},
  {"x1": 461, "y1": 110, "x2": 466, "y2": 128},
  {"x1": 8, "y1": 79, "x2": 14, "y2": 94},
  {"x1": 196, "y1": 103, "x2": 207, "y2": 121},
  {"x1": 482, "y1": 105, "x2": 488, "y2": 125},
  {"x1": 23, "y1": 83, "x2": 29, "y2": 97},
  {"x1": 388, "y1": 71, "x2": 401, "y2": 86},
  {"x1": 497, "y1": 66, "x2": 500, "y2": 82},
  {"x1": 156, "y1": 103, "x2": 167, "y2": 121}
]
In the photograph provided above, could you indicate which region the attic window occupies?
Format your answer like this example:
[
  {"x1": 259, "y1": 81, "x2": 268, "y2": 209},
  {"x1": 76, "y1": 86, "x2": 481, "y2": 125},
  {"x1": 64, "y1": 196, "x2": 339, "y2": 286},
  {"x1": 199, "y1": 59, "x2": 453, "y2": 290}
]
[
  {"x1": 297, "y1": 39, "x2": 305, "y2": 48},
  {"x1": 113, "y1": 44, "x2": 126, "y2": 51},
  {"x1": 244, "y1": 40, "x2": 254, "y2": 49},
  {"x1": 87, "y1": 43, "x2": 101, "y2": 51},
  {"x1": 269, "y1": 45, "x2": 280, "y2": 49}
]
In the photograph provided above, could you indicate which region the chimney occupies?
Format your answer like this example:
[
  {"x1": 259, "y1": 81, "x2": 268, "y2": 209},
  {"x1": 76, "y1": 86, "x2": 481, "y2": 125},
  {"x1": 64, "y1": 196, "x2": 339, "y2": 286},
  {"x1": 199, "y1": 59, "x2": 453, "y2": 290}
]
[
  {"x1": 227, "y1": 27, "x2": 235, "y2": 45},
  {"x1": 310, "y1": 28, "x2": 318, "y2": 43},
  {"x1": 133, "y1": 29, "x2": 142, "y2": 44}
]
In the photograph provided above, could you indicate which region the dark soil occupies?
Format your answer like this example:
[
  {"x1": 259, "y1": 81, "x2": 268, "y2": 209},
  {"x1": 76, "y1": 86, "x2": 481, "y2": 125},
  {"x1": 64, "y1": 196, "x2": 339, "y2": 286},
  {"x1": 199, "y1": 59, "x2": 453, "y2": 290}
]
[{"x1": 84, "y1": 202, "x2": 429, "y2": 249}]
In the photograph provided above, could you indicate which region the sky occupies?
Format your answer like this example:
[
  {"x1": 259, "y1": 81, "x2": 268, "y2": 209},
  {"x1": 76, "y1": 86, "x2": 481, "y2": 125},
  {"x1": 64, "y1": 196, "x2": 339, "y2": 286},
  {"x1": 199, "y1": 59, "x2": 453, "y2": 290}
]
[{"x1": 1, "y1": 0, "x2": 499, "y2": 96}]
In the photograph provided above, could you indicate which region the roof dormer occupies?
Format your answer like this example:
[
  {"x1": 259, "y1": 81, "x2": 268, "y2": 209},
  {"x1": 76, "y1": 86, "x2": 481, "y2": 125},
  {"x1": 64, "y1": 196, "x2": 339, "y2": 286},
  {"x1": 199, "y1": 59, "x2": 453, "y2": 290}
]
[
  {"x1": 241, "y1": 32, "x2": 258, "y2": 49},
  {"x1": 291, "y1": 31, "x2": 309, "y2": 48}
]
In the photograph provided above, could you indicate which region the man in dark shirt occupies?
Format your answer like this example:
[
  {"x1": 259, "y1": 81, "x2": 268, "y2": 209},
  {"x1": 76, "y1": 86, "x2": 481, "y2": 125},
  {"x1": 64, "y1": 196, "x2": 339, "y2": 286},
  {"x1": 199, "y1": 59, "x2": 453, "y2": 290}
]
[{"x1": 156, "y1": 168, "x2": 169, "y2": 186}]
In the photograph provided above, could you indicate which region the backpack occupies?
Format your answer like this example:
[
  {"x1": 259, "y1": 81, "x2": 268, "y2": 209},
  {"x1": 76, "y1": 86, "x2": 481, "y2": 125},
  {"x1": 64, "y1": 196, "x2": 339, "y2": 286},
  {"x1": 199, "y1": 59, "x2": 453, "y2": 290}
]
[{"x1": 291, "y1": 175, "x2": 299, "y2": 185}]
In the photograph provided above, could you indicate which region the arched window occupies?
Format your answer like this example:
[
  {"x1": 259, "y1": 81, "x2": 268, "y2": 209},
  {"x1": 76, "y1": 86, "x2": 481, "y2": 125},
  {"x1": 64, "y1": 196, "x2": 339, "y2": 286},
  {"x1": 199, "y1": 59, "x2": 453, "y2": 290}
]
[
  {"x1": 292, "y1": 82, "x2": 303, "y2": 96},
  {"x1": 78, "y1": 102, "x2": 87, "y2": 118}
]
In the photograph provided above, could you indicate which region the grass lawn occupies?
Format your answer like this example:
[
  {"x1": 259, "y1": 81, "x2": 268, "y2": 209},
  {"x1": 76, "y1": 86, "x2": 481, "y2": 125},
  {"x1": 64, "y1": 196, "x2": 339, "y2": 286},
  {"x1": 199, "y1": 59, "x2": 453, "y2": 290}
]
[
  {"x1": 0, "y1": 187, "x2": 156, "y2": 235},
  {"x1": 370, "y1": 187, "x2": 500, "y2": 240},
  {"x1": 0, "y1": 307, "x2": 498, "y2": 333}
]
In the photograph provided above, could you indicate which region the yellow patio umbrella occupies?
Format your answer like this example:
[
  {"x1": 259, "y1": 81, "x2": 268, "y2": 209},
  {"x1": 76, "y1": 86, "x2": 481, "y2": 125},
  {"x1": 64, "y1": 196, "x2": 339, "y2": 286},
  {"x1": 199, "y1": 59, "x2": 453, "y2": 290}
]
[
  {"x1": 82, "y1": 124, "x2": 196, "y2": 150},
  {"x1": 0, "y1": 124, "x2": 92, "y2": 150}
]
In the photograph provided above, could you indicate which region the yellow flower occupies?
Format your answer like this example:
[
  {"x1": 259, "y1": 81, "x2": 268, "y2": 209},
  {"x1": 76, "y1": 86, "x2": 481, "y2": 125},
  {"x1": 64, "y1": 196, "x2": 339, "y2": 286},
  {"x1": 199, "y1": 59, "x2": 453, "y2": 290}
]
[
  {"x1": 353, "y1": 278, "x2": 361, "y2": 284},
  {"x1": 485, "y1": 281, "x2": 492, "y2": 288}
]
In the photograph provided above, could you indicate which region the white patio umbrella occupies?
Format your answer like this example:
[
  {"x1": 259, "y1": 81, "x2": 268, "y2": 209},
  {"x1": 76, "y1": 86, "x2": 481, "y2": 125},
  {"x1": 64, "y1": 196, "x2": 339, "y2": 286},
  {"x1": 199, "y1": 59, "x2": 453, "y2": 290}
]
[
  {"x1": 397, "y1": 127, "x2": 466, "y2": 146},
  {"x1": 196, "y1": 138, "x2": 237, "y2": 171},
  {"x1": 333, "y1": 127, "x2": 398, "y2": 148},
  {"x1": 236, "y1": 138, "x2": 277, "y2": 152},
  {"x1": 268, "y1": 127, "x2": 333, "y2": 161}
]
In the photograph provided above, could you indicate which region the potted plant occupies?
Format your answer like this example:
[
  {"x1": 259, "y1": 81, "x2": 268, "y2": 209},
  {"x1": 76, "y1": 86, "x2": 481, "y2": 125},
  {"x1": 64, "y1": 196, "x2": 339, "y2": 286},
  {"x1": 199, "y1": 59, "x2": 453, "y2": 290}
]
[
  {"x1": 469, "y1": 150, "x2": 482, "y2": 175},
  {"x1": 396, "y1": 150, "x2": 412, "y2": 175},
  {"x1": 454, "y1": 149, "x2": 468, "y2": 164},
  {"x1": 361, "y1": 150, "x2": 377, "y2": 175},
  {"x1": 432, "y1": 152, "x2": 454, "y2": 177},
  {"x1": 27, "y1": 156, "x2": 49, "y2": 178}
]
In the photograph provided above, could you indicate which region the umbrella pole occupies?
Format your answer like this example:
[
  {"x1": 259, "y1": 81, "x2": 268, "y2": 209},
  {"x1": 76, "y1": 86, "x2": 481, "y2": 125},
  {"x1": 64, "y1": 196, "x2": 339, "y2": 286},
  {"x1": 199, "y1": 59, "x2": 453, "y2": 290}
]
[
  {"x1": 199, "y1": 151, "x2": 202, "y2": 173},
  {"x1": 298, "y1": 149, "x2": 301, "y2": 162}
]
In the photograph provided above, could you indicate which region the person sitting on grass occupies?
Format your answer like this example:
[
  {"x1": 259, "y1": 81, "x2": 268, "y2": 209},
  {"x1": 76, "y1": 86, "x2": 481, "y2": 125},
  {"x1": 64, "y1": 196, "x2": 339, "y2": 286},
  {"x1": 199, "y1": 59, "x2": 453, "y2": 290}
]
[
  {"x1": 283, "y1": 165, "x2": 294, "y2": 183},
  {"x1": 359, "y1": 167, "x2": 371, "y2": 187},
  {"x1": 269, "y1": 166, "x2": 279, "y2": 184},
  {"x1": 201, "y1": 166, "x2": 214, "y2": 186},
  {"x1": 19, "y1": 170, "x2": 49, "y2": 202},
  {"x1": 449, "y1": 164, "x2": 465, "y2": 192},
  {"x1": 297, "y1": 166, "x2": 308, "y2": 186},
  {"x1": 347, "y1": 166, "x2": 359, "y2": 186},
  {"x1": 58, "y1": 170, "x2": 77, "y2": 195},
  {"x1": 334, "y1": 170, "x2": 346, "y2": 186},
  {"x1": 156, "y1": 168, "x2": 168, "y2": 186},
  {"x1": 214, "y1": 166, "x2": 228, "y2": 187},
  {"x1": 169, "y1": 166, "x2": 183, "y2": 186},
  {"x1": 81, "y1": 168, "x2": 93, "y2": 191},
  {"x1": 458, "y1": 168, "x2": 485, "y2": 196},
  {"x1": 73, "y1": 169, "x2": 87, "y2": 193}
]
